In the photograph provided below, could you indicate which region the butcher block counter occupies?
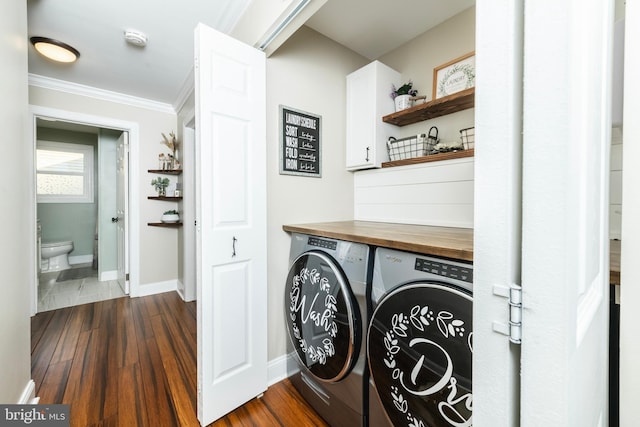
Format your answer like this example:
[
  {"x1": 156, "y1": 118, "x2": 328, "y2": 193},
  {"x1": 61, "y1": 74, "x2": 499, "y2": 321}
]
[
  {"x1": 282, "y1": 221, "x2": 473, "y2": 262},
  {"x1": 282, "y1": 221, "x2": 621, "y2": 285}
]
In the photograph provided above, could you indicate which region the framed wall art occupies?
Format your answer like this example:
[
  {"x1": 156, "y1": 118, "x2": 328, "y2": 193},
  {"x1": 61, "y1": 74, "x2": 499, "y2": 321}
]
[
  {"x1": 432, "y1": 52, "x2": 475, "y2": 99},
  {"x1": 279, "y1": 105, "x2": 322, "y2": 177}
]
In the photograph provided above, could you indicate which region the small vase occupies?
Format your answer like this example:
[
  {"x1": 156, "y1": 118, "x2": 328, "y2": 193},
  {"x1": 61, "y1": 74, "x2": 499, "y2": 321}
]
[
  {"x1": 158, "y1": 188, "x2": 166, "y2": 197},
  {"x1": 394, "y1": 94, "x2": 413, "y2": 111}
]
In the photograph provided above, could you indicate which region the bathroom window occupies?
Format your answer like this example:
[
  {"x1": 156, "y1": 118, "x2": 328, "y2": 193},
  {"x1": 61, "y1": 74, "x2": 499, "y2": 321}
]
[{"x1": 36, "y1": 140, "x2": 94, "y2": 203}]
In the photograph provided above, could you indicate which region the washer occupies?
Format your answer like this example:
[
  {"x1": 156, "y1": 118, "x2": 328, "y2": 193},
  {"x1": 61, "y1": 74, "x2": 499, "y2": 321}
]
[
  {"x1": 367, "y1": 247, "x2": 473, "y2": 427},
  {"x1": 284, "y1": 232, "x2": 371, "y2": 426}
]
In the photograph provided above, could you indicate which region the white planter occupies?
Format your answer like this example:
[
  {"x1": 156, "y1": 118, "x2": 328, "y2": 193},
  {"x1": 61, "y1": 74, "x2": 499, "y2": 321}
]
[
  {"x1": 161, "y1": 214, "x2": 180, "y2": 223},
  {"x1": 394, "y1": 94, "x2": 413, "y2": 111}
]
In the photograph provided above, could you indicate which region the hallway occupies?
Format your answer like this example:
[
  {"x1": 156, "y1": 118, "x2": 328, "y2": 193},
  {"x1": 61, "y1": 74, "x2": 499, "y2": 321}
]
[{"x1": 31, "y1": 292, "x2": 327, "y2": 426}]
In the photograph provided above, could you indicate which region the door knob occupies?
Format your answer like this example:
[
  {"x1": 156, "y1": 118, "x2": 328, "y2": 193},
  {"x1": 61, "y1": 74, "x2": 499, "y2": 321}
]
[{"x1": 111, "y1": 217, "x2": 119, "y2": 223}]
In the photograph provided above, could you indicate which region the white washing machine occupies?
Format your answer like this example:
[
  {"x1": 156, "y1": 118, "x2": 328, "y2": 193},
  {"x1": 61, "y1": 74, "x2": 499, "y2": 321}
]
[
  {"x1": 284, "y1": 233, "x2": 371, "y2": 426},
  {"x1": 367, "y1": 247, "x2": 473, "y2": 427}
]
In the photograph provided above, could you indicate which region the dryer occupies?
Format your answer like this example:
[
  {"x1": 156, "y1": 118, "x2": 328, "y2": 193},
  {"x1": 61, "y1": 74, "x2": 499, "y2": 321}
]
[
  {"x1": 368, "y1": 247, "x2": 473, "y2": 427},
  {"x1": 284, "y1": 233, "x2": 371, "y2": 426}
]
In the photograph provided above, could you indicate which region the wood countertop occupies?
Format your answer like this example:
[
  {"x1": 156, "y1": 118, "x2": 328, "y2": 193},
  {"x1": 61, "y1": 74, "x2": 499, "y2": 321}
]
[
  {"x1": 282, "y1": 221, "x2": 621, "y2": 285},
  {"x1": 282, "y1": 221, "x2": 474, "y2": 262}
]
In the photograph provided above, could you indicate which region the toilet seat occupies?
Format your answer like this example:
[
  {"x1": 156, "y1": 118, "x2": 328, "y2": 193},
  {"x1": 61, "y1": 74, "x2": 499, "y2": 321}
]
[{"x1": 42, "y1": 240, "x2": 73, "y2": 248}]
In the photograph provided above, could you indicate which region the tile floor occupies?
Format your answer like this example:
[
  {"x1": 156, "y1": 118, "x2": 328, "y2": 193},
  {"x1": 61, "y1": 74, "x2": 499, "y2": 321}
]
[{"x1": 37, "y1": 263, "x2": 126, "y2": 312}]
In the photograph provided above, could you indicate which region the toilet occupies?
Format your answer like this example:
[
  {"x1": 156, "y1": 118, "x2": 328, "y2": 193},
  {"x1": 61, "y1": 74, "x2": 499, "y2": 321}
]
[{"x1": 40, "y1": 240, "x2": 74, "y2": 272}]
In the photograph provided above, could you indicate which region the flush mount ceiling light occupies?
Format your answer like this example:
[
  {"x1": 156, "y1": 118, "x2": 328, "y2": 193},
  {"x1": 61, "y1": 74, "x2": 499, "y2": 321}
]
[{"x1": 30, "y1": 37, "x2": 80, "y2": 63}]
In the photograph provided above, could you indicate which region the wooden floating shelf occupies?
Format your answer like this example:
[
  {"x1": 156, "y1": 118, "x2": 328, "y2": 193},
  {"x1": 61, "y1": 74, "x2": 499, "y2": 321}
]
[
  {"x1": 148, "y1": 169, "x2": 183, "y2": 175},
  {"x1": 148, "y1": 222, "x2": 183, "y2": 228},
  {"x1": 382, "y1": 87, "x2": 475, "y2": 127},
  {"x1": 382, "y1": 149, "x2": 474, "y2": 168},
  {"x1": 147, "y1": 196, "x2": 183, "y2": 201}
]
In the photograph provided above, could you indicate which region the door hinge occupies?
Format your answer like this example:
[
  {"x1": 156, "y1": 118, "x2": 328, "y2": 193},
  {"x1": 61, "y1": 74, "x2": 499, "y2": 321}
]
[
  {"x1": 126, "y1": 273, "x2": 130, "y2": 281},
  {"x1": 492, "y1": 283, "x2": 522, "y2": 344}
]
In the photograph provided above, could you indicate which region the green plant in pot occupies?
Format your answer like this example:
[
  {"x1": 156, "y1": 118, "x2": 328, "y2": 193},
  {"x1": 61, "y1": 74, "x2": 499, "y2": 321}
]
[
  {"x1": 391, "y1": 81, "x2": 418, "y2": 112},
  {"x1": 161, "y1": 209, "x2": 180, "y2": 223},
  {"x1": 151, "y1": 177, "x2": 170, "y2": 196}
]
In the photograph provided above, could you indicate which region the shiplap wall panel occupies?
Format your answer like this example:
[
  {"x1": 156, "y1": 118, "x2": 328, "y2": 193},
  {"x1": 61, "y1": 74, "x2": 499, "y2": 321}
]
[
  {"x1": 610, "y1": 130, "x2": 622, "y2": 239},
  {"x1": 354, "y1": 157, "x2": 474, "y2": 228}
]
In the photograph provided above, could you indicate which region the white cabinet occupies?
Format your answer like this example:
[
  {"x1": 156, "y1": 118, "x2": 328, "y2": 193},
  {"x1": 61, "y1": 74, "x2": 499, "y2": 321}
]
[{"x1": 346, "y1": 61, "x2": 401, "y2": 170}]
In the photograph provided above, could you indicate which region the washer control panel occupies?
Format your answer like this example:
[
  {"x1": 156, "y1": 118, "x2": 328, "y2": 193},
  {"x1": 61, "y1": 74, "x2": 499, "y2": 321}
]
[
  {"x1": 307, "y1": 236, "x2": 337, "y2": 251},
  {"x1": 415, "y1": 257, "x2": 473, "y2": 283}
]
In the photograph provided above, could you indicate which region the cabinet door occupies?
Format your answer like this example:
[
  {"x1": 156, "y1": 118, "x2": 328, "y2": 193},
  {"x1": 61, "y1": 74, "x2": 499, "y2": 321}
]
[
  {"x1": 346, "y1": 66, "x2": 375, "y2": 169},
  {"x1": 346, "y1": 61, "x2": 400, "y2": 170}
]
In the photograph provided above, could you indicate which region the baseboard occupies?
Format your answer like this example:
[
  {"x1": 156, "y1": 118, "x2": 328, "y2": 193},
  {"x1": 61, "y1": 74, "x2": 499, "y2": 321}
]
[
  {"x1": 268, "y1": 353, "x2": 296, "y2": 386},
  {"x1": 69, "y1": 254, "x2": 93, "y2": 265},
  {"x1": 17, "y1": 380, "x2": 37, "y2": 404},
  {"x1": 134, "y1": 279, "x2": 177, "y2": 297},
  {"x1": 100, "y1": 270, "x2": 118, "y2": 281}
]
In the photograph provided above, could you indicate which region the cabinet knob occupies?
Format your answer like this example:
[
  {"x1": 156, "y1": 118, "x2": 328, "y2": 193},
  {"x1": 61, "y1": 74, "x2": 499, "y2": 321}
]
[{"x1": 111, "y1": 217, "x2": 119, "y2": 223}]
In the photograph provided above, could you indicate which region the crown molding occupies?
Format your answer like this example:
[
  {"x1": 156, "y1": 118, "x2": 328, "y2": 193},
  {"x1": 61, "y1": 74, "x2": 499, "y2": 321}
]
[
  {"x1": 173, "y1": 68, "x2": 195, "y2": 113},
  {"x1": 28, "y1": 74, "x2": 176, "y2": 115}
]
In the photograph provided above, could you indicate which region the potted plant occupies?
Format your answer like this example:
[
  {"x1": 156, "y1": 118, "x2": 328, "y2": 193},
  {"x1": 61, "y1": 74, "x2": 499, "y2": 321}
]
[
  {"x1": 391, "y1": 81, "x2": 418, "y2": 111},
  {"x1": 161, "y1": 209, "x2": 180, "y2": 223},
  {"x1": 151, "y1": 176, "x2": 170, "y2": 196}
]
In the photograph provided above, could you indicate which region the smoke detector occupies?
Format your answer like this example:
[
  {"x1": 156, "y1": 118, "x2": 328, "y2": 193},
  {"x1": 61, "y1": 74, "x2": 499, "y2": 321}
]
[{"x1": 124, "y1": 30, "x2": 148, "y2": 47}]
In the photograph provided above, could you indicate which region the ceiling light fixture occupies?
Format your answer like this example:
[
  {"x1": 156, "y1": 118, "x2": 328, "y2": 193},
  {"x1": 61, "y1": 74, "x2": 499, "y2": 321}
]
[{"x1": 30, "y1": 37, "x2": 80, "y2": 63}]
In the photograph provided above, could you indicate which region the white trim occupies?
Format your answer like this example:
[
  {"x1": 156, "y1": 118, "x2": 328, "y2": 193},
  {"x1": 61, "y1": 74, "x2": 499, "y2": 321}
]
[
  {"x1": 133, "y1": 279, "x2": 177, "y2": 297},
  {"x1": 17, "y1": 380, "x2": 37, "y2": 404},
  {"x1": 100, "y1": 270, "x2": 118, "y2": 281},
  {"x1": 173, "y1": 68, "x2": 194, "y2": 114},
  {"x1": 267, "y1": 353, "x2": 293, "y2": 386},
  {"x1": 29, "y1": 74, "x2": 175, "y2": 115},
  {"x1": 28, "y1": 105, "x2": 140, "y2": 315}
]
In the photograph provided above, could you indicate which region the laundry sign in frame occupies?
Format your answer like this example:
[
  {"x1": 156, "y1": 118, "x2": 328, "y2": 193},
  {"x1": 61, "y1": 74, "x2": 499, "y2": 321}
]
[{"x1": 279, "y1": 105, "x2": 322, "y2": 177}]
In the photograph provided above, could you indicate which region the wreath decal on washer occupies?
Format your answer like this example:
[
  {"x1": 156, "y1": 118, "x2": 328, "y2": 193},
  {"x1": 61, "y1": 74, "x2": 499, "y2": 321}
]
[
  {"x1": 372, "y1": 295, "x2": 473, "y2": 427},
  {"x1": 288, "y1": 266, "x2": 338, "y2": 365}
]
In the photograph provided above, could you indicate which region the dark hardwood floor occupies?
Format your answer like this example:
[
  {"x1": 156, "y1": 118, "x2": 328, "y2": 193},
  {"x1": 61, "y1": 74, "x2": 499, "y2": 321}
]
[{"x1": 31, "y1": 292, "x2": 328, "y2": 427}]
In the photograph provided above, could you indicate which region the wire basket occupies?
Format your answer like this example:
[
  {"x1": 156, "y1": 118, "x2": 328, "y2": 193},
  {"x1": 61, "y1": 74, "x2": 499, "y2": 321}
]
[
  {"x1": 387, "y1": 135, "x2": 435, "y2": 161},
  {"x1": 460, "y1": 127, "x2": 475, "y2": 150}
]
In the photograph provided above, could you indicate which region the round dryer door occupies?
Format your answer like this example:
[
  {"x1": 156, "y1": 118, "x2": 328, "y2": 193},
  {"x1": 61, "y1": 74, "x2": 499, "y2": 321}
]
[
  {"x1": 284, "y1": 250, "x2": 361, "y2": 382},
  {"x1": 368, "y1": 283, "x2": 472, "y2": 427}
]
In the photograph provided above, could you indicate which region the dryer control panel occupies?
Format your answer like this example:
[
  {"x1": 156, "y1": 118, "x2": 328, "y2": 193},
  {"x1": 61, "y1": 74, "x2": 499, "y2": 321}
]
[{"x1": 415, "y1": 258, "x2": 473, "y2": 283}]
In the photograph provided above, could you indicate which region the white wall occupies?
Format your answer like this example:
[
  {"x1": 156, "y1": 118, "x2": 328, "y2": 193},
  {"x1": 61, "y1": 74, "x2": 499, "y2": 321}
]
[
  {"x1": 265, "y1": 26, "x2": 367, "y2": 361},
  {"x1": 29, "y1": 87, "x2": 178, "y2": 287},
  {"x1": 352, "y1": 7, "x2": 476, "y2": 228},
  {"x1": 0, "y1": 0, "x2": 33, "y2": 403},
  {"x1": 378, "y1": 6, "x2": 476, "y2": 144}
]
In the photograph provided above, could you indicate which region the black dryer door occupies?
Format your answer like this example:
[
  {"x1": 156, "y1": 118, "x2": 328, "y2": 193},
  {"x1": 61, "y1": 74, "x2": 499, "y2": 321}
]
[
  {"x1": 284, "y1": 250, "x2": 361, "y2": 383},
  {"x1": 368, "y1": 282, "x2": 472, "y2": 427}
]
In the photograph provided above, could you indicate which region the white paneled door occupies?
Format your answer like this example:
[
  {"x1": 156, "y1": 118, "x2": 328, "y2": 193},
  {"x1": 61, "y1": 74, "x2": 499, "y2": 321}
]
[
  {"x1": 194, "y1": 23, "x2": 267, "y2": 426},
  {"x1": 475, "y1": 1, "x2": 612, "y2": 425},
  {"x1": 116, "y1": 131, "x2": 129, "y2": 295},
  {"x1": 520, "y1": 0, "x2": 612, "y2": 424}
]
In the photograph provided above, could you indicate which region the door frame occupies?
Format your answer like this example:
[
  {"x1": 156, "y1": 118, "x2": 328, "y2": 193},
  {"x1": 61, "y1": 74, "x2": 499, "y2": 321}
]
[{"x1": 28, "y1": 105, "x2": 140, "y2": 315}]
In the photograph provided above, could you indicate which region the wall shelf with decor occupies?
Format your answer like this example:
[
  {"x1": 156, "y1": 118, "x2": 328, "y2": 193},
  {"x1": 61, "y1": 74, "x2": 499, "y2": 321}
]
[
  {"x1": 382, "y1": 87, "x2": 475, "y2": 127},
  {"x1": 148, "y1": 167, "x2": 182, "y2": 228},
  {"x1": 382, "y1": 149, "x2": 474, "y2": 168},
  {"x1": 147, "y1": 196, "x2": 183, "y2": 201},
  {"x1": 147, "y1": 169, "x2": 182, "y2": 175},
  {"x1": 147, "y1": 222, "x2": 183, "y2": 228}
]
